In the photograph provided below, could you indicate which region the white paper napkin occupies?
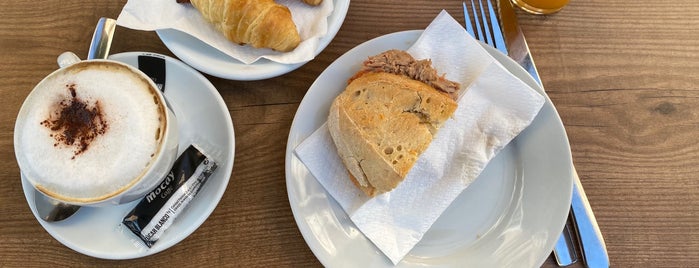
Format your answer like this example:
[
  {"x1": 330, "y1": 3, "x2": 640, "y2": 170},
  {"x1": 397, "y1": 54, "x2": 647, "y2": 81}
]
[
  {"x1": 295, "y1": 11, "x2": 545, "y2": 265},
  {"x1": 116, "y1": 0, "x2": 333, "y2": 64}
]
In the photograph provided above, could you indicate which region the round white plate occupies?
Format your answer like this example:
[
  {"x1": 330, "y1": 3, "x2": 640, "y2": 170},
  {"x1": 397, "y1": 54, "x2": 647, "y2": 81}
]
[
  {"x1": 284, "y1": 30, "x2": 573, "y2": 267},
  {"x1": 21, "y1": 52, "x2": 235, "y2": 260},
  {"x1": 156, "y1": 0, "x2": 350, "y2": 81}
]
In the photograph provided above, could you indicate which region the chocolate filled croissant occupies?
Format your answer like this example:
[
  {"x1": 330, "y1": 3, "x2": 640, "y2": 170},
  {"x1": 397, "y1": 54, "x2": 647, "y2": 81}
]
[{"x1": 185, "y1": 0, "x2": 301, "y2": 52}]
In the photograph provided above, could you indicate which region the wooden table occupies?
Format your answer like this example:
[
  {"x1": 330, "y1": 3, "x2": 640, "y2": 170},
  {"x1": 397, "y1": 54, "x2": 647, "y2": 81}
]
[{"x1": 1, "y1": 0, "x2": 697, "y2": 267}]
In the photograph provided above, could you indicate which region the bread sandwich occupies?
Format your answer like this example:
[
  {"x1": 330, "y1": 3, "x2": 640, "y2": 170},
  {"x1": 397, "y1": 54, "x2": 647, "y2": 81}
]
[{"x1": 327, "y1": 50, "x2": 460, "y2": 197}]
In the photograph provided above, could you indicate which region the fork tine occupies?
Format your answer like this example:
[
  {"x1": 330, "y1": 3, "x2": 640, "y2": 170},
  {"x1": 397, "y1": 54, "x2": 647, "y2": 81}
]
[
  {"x1": 485, "y1": 0, "x2": 508, "y2": 55},
  {"x1": 478, "y1": 0, "x2": 494, "y2": 46},
  {"x1": 462, "y1": 2, "x2": 476, "y2": 38},
  {"x1": 470, "y1": 1, "x2": 484, "y2": 41}
]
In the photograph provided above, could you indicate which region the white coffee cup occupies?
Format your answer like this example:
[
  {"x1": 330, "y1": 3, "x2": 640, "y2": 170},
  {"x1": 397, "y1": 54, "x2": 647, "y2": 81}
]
[{"x1": 14, "y1": 55, "x2": 179, "y2": 207}]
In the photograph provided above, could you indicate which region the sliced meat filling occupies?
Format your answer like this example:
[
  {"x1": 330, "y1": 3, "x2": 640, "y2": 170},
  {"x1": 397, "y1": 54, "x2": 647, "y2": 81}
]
[{"x1": 351, "y1": 49, "x2": 460, "y2": 99}]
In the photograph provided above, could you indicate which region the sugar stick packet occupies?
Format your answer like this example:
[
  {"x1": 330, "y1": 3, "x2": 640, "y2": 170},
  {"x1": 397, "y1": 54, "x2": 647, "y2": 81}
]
[{"x1": 122, "y1": 144, "x2": 217, "y2": 247}]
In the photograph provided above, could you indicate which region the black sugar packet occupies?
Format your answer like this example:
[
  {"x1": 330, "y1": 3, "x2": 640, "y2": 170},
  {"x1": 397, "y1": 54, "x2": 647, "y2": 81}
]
[{"x1": 122, "y1": 145, "x2": 217, "y2": 248}]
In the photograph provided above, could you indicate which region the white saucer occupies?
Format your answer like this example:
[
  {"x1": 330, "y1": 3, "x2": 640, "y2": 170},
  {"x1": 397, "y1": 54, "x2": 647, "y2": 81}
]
[
  {"x1": 156, "y1": 0, "x2": 350, "y2": 81},
  {"x1": 20, "y1": 52, "x2": 235, "y2": 259},
  {"x1": 285, "y1": 31, "x2": 573, "y2": 267}
]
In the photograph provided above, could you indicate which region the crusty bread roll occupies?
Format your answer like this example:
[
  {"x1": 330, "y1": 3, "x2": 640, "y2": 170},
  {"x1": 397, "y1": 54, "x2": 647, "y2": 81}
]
[
  {"x1": 328, "y1": 58, "x2": 458, "y2": 197},
  {"x1": 188, "y1": 0, "x2": 301, "y2": 52}
]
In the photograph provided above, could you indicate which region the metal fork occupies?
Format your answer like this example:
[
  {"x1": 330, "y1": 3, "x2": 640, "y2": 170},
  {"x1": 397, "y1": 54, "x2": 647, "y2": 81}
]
[
  {"x1": 463, "y1": 1, "x2": 580, "y2": 266},
  {"x1": 462, "y1": 0, "x2": 507, "y2": 55}
]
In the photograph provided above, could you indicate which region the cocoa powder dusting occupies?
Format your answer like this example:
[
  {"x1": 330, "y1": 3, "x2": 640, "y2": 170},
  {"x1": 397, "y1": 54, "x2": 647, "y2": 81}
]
[{"x1": 40, "y1": 83, "x2": 108, "y2": 159}]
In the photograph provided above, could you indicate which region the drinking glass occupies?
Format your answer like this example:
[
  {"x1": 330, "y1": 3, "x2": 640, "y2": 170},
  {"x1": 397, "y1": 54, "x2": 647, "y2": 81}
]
[{"x1": 510, "y1": 0, "x2": 569, "y2": 14}]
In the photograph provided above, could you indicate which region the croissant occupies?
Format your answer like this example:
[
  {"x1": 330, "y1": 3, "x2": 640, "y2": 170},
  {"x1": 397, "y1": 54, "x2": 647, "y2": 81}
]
[
  {"x1": 187, "y1": 0, "x2": 301, "y2": 52},
  {"x1": 303, "y1": 0, "x2": 322, "y2": 5}
]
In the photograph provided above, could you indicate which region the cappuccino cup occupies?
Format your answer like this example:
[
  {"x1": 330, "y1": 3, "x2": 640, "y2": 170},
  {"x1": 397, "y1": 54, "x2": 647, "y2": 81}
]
[{"x1": 14, "y1": 57, "x2": 179, "y2": 207}]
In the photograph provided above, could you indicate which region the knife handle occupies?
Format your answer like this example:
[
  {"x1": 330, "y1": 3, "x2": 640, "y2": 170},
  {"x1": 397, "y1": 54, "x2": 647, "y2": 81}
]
[
  {"x1": 571, "y1": 169, "x2": 610, "y2": 268},
  {"x1": 517, "y1": 53, "x2": 541, "y2": 86}
]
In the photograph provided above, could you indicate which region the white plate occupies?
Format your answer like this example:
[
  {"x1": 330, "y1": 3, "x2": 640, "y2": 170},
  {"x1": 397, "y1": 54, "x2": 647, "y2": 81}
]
[
  {"x1": 156, "y1": 0, "x2": 350, "y2": 81},
  {"x1": 21, "y1": 52, "x2": 235, "y2": 260},
  {"x1": 284, "y1": 30, "x2": 573, "y2": 267}
]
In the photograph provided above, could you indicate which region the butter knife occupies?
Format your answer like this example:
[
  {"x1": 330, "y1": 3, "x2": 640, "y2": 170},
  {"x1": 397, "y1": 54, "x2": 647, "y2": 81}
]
[
  {"x1": 495, "y1": 1, "x2": 609, "y2": 267},
  {"x1": 571, "y1": 167, "x2": 610, "y2": 268}
]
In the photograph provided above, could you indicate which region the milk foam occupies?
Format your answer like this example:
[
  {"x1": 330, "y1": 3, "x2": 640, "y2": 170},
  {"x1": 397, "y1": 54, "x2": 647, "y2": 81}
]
[{"x1": 17, "y1": 62, "x2": 165, "y2": 202}]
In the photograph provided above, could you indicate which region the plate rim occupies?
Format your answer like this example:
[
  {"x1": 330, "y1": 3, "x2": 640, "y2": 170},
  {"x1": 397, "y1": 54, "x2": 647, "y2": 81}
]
[
  {"x1": 284, "y1": 30, "x2": 573, "y2": 267},
  {"x1": 20, "y1": 51, "x2": 236, "y2": 260},
  {"x1": 155, "y1": 0, "x2": 351, "y2": 81}
]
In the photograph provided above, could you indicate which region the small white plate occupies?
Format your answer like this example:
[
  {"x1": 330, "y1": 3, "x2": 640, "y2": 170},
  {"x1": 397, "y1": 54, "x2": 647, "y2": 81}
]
[
  {"x1": 156, "y1": 0, "x2": 350, "y2": 81},
  {"x1": 21, "y1": 52, "x2": 235, "y2": 260},
  {"x1": 285, "y1": 30, "x2": 573, "y2": 267}
]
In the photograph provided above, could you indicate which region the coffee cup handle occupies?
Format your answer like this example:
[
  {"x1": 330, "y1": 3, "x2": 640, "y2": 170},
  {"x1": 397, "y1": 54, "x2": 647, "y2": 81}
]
[{"x1": 57, "y1": 51, "x2": 81, "y2": 68}]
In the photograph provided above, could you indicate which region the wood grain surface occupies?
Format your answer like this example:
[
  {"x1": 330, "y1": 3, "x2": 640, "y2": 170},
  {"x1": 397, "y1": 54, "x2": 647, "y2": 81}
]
[{"x1": 1, "y1": 0, "x2": 697, "y2": 267}]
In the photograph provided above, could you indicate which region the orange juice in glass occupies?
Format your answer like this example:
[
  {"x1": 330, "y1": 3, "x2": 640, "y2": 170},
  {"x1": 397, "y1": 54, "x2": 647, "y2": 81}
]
[{"x1": 510, "y1": 0, "x2": 569, "y2": 14}]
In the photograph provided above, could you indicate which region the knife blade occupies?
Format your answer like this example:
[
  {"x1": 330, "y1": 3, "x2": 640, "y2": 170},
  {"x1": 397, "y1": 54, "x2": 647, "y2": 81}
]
[
  {"x1": 495, "y1": 1, "x2": 610, "y2": 267},
  {"x1": 496, "y1": 0, "x2": 540, "y2": 86}
]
